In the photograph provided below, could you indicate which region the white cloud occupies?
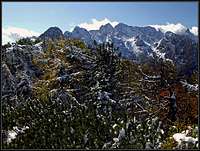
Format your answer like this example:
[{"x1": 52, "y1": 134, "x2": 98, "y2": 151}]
[
  {"x1": 190, "y1": 26, "x2": 198, "y2": 36},
  {"x1": 149, "y1": 23, "x2": 187, "y2": 35},
  {"x1": 2, "y1": 26, "x2": 40, "y2": 45},
  {"x1": 149, "y1": 23, "x2": 198, "y2": 36},
  {"x1": 78, "y1": 18, "x2": 119, "y2": 31}
]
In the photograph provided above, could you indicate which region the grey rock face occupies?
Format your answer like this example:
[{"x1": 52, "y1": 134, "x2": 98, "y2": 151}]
[
  {"x1": 1, "y1": 63, "x2": 16, "y2": 96},
  {"x1": 99, "y1": 23, "x2": 114, "y2": 34},
  {"x1": 39, "y1": 27, "x2": 64, "y2": 40},
  {"x1": 1, "y1": 43, "x2": 44, "y2": 105},
  {"x1": 64, "y1": 31, "x2": 72, "y2": 38},
  {"x1": 70, "y1": 26, "x2": 93, "y2": 46},
  {"x1": 155, "y1": 31, "x2": 198, "y2": 75}
]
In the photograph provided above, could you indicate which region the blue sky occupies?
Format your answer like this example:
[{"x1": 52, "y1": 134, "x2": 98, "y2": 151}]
[
  {"x1": 2, "y1": 2, "x2": 198, "y2": 44},
  {"x1": 2, "y1": 2, "x2": 198, "y2": 33}
]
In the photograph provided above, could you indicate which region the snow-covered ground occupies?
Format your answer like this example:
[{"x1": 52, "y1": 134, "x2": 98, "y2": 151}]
[
  {"x1": 6, "y1": 126, "x2": 29, "y2": 144},
  {"x1": 180, "y1": 80, "x2": 198, "y2": 92},
  {"x1": 173, "y1": 126, "x2": 198, "y2": 149}
]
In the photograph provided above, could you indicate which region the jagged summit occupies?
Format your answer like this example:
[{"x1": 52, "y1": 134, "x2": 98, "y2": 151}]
[
  {"x1": 99, "y1": 23, "x2": 114, "y2": 33},
  {"x1": 114, "y1": 22, "x2": 130, "y2": 29},
  {"x1": 73, "y1": 26, "x2": 87, "y2": 31}
]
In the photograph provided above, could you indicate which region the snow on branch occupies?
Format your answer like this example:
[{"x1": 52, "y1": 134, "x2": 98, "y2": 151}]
[
  {"x1": 180, "y1": 80, "x2": 198, "y2": 92},
  {"x1": 139, "y1": 68, "x2": 161, "y2": 80}
]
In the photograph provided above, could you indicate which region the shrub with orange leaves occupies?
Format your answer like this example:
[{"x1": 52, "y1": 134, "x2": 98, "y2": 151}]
[{"x1": 157, "y1": 83, "x2": 198, "y2": 126}]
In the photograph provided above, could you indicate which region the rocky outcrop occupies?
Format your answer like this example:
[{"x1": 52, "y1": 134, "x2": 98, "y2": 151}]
[{"x1": 1, "y1": 43, "x2": 44, "y2": 105}]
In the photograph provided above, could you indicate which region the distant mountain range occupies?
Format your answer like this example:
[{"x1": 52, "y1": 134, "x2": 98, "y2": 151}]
[{"x1": 38, "y1": 22, "x2": 198, "y2": 75}]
